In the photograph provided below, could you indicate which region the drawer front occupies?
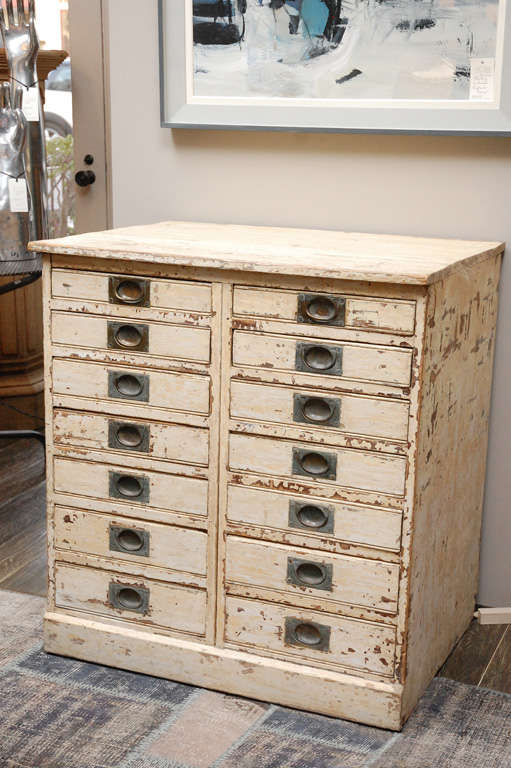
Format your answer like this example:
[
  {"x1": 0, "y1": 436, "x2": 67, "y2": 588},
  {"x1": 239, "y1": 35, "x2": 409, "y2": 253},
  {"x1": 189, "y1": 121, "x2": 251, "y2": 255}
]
[
  {"x1": 232, "y1": 331, "x2": 412, "y2": 387},
  {"x1": 54, "y1": 457, "x2": 208, "y2": 517},
  {"x1": 233, "y1": 286, "x2": 416, "y2": 334},
  {"x1": 225, "y1": 537, "x2": 399, "y2": 612},
  {"x1": 53, "y1": 410, "x2": 209, "y2": 466},
  {"x1": 227, "y1": 486, "x2": 402, "y2": 552},
  {"x1": 225, "y1": 596, "x2": 395, "y2": 675},
  {"x1": 53, "y1": 359, "x2": 210, "y2": 415},
  {"x1": 230, "y1": 381, "x2": 409, "y2": 441},
  {"x1": 52, "y1": 312, "x2": 211, "y2": 363},
  {"x1": 54, "y1": 507, "x2": 207, "y2": 575},
  {"x1": 55, "y1": 562, "x2": 207, "y2": 636},
  {"x1": 229, "y1": 434, "x2": 406, "y2": 496},
  {"x1": 52, "y1": 269, "x2": 212, "y2": 313}
]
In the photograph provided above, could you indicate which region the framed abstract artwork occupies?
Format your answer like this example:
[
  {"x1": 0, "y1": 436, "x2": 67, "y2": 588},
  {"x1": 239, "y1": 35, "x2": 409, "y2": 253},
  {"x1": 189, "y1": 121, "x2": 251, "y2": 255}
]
[{"x1": 159, "y1": 0, "x2": 511, "y2": 134}]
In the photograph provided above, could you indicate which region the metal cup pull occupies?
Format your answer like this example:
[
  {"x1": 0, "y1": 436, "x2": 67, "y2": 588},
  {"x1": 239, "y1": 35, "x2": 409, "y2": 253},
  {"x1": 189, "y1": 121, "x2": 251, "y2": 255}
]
[
  {"x1": 110, "y1": 524, "x2": 150, "y2": 557},
  {"x1": 109, "y1": 582, "x2": 150, "y2": 614},
  {"x1": 293, "y1": 394, "x2": 340, "y2": 427},
  {"x1": 109, "y1": 471, "x2": 150, "y2": 503},
  {"x1": 284, "y1": 617, "x2": 331, "y2": 652},
  {"x1": 108, "y1": 370, "x2": 149, "y2": 402},
  {"x1": 289, "y1": 500, "x2": 334, "y2": 534},
  {"x1": 287, "y1": 557, "x2": 333, "y2": 591},
  {"x1": 109, "y1": 276, "x2": 149, "y2": 306},
  {"x1": 108, "y1": 420, "x2": 150, "y2": 453},
  {"x1": 295, "y1": 342, "x2": 343, "y2": 376},
  {"x1": 297, "y1": 293, "x2": 346, "y2": 327},
  {"x1": 292, "y1": 447, "x2": 337, "y2": 480},
  {"x1": 108, "y1": 321, "x2": 149, "y2": 352}
]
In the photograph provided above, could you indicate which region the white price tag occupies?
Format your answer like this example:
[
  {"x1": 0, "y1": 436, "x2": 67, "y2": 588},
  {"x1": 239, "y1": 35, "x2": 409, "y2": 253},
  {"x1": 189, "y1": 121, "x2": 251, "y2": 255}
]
[
  {"x1": 22, "y1": 86, "x2": 40, "y2": 122},
  {"x1": 470, "y1": 58, "x2": 495, "y2": 102},
  {"x1": 8, "y1": 177, "x2": 29, "y2": 213}
]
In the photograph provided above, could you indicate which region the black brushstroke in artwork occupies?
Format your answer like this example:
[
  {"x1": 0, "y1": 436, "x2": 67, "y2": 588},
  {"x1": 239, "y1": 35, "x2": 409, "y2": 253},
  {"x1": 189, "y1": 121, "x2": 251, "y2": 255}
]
[
  {"x1": 194, "y1": 21, "x2": 243, "y2": 44},
  {"x1": 336, "y1": 68, "x2": 362, "y2": 85}
]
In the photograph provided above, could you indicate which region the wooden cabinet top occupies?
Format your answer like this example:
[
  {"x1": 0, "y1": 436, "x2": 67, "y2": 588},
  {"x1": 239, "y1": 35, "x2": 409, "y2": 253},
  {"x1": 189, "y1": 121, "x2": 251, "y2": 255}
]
[{"x1": 30, "y1": 220, "x2": 504, "y2": 286}]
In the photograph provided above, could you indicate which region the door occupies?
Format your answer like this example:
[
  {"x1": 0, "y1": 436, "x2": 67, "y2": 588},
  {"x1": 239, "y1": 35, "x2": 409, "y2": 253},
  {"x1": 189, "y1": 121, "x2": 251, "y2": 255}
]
[{"x1": 68, "y1": 0, "x2": 109, "y2": 234}]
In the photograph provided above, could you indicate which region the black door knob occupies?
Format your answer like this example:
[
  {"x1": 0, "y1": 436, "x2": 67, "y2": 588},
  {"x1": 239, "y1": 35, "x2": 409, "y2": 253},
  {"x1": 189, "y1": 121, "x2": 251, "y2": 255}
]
[{"x1": 75, "y1": 170, "x2": 96, "y2": 187}]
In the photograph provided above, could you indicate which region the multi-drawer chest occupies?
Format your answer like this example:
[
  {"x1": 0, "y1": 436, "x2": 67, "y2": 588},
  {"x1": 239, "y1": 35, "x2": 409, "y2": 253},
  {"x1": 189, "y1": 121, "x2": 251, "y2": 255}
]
[{"x1": 31, "y1": 221, "x2": 503, "y2": 730}]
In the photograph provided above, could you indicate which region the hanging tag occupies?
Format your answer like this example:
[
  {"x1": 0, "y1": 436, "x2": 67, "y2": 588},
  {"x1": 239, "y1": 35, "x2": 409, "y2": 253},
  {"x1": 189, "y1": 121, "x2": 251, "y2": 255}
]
[
  {"x1": 22, "y1": 86, "x2": 40, "y2": 122},
  {"x1": 8, "y1": 177, "x2": 29, "y2": 212},
  {"x1": 470, "y1": 58, "x2": 495, "y2": 102}
]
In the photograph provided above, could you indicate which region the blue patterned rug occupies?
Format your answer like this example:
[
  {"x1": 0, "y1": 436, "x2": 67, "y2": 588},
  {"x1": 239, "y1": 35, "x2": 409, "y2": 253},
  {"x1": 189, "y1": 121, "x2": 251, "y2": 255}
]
[{"x1": 1, "y1": 591, "x2": 510, "y2": 768}]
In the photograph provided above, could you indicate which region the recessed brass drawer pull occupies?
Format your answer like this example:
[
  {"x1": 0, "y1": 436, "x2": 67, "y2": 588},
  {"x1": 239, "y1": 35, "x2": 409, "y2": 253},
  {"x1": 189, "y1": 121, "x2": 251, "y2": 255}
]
[
  {"x1": 109, "y1": 582, "x2": 150, "y2": 614},
  {"x1": 295, "y1": 342, "x2": 343, "y2": 376},
  {"x1": 109, "y1": 524, "x2": 150, "y2": 557},
  {"x1": 284, "y1": 617, "x2": 331, "y2": 652},
  {"x1": 288, "y1": 500, "x2": 334, "y2": 534},
  {"x1": 297, "y1": 293, "x2": 346, "y2": 327},
  {"x1": 293, "y1": 394, "x2": 340, "y2": 427},
  {"x1": 108, "y1": 370, "x2": 149, "y2": 402},
  {"x1": 109, "y1": 471, "x2": 150, "y2": 503},
  {"x1": 109, "y1": 276, "x2": 150, "y2": 306},
  {"x1": 287, "y1": 557, "x2": 333, "y2": 591},
  {"x1": 108, "y1": 420, "x2": 150, "y2": 453},
  {"x1": 107, "y1": 321, "x2": 149, "y2": 352},
  {"x1": 292, "y1": 448, "x2": 337, "y2": 480}
]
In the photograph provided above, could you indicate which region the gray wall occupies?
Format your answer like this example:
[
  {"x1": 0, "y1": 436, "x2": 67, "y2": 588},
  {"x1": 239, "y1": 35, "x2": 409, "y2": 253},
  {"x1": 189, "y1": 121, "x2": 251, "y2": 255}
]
[{"x1": 106, "y1": 0, "x2": 511, "y2": 606}]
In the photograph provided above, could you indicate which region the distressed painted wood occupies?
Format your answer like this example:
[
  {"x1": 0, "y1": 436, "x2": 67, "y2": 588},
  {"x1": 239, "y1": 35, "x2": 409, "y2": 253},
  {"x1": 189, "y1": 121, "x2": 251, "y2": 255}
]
[
  {"x1": 51, "y1": 312, "x2": 211, "y2": 363},
  {"x1": 400, "y1": 254, "x2": 503, "y2": 722},
  {"x1": 35, "y1": 222, "x2": 503, "y2": 731},
  {"x1": 53, "y1": 409, "x2": 209, "y2": 466},
  {"x1": 52, "y1": 359, "x2": 211, "y2": 415},
  {"x1": 226, "y1": 484, "x2": 402, "y2": 552},
  {"x1": 232, "y1": 331, "x2": 413, "y2": 387},
  {"x1": 224, "y1": 596, "x2": 396, "y2": 676},
  {"x1": 52, "y1": 268, "x2": 212, "y2": 312},
  {"x1": 53, "y1": 457, "x2": 209, "y2": 517},
  {"x1": 229, "y1": 433, "x2": 407, "y2": 496},
  {"x1": 30, "y1": 220, "x2": 502, "y2": 285},
  {"x1": 230, "y1": 380, "x2": 410, "y2": 442},
  {"x1": 232, "y1": 286, "x2": 416, "y2": 334},
  {"x1": 55, "y1": 562, "x2": 207, "y2": 637},
  {"x1": 225, "y1": 536, "x2": 400, "y2": 613},
  {"x1": 54, "y1": 507, "x2": 208, "y2": 576}
]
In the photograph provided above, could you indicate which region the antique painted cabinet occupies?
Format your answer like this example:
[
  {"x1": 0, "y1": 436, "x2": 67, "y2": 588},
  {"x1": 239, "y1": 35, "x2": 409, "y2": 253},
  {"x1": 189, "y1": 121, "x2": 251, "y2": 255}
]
[{"x1": 30, "y1": 222, "x2": 503, "y2": 730}]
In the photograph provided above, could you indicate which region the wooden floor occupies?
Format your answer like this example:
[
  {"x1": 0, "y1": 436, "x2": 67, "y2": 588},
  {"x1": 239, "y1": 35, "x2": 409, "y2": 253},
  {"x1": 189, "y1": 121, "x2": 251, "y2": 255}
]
[
  {"x1": 0, "y1": 438, "x2": 46, "y2": 597},
  {"x1": 0, "y1": 439, "x2": 508, "y2": 693}
]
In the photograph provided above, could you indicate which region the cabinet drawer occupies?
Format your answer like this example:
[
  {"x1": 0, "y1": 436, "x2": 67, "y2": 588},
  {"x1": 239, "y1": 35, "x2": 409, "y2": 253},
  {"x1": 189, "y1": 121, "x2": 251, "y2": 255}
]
[
  {"x1": 54, "y1": 410, "x2": 209, "y2": 466},
  {"x1": 227, "y1": 486, "x2": 402, "y2": 552},
  {"x1": 232, "y1": 331, "x2": 412, "y2": 387},
  {"x1": 52, "y1": 269, "x2": 212, "y2": 313},
  {"x1": 52, "y1": 312, "x2": 211, "y2": 364},
  {"x1": 53, "y1": 359, "x2": 210, "y2": 415},
  {"x1": 233, "y1": 286, "x2": 416, "y2": 335},
  {"x1": 225, "y1": 537, "x2": 399, "y2": 613},
  {"x1": 225, "y1": 596, "x2": 395, "y2": 676},
  {"x1": 54, "y1": 457, "x2": 208, "y2": 517},
  {"x1": 55, "y1": 562, "x2": 207, "y2": 636},
  {"x1": 230, "y1": 381, "x2": 409, "y2": 442},
  {"x1": 229, "y1": 434, "x2": 407, "y2": 497},
  {"x1": 55, "y1": 507, "x2": 207, "y2": 576}
]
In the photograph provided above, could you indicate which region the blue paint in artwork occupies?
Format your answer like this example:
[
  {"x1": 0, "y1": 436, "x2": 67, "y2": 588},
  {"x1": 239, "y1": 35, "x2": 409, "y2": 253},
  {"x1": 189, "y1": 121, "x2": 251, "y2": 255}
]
[{"x1": 300, "y1": 0, "x2": 329, "y2": 38}]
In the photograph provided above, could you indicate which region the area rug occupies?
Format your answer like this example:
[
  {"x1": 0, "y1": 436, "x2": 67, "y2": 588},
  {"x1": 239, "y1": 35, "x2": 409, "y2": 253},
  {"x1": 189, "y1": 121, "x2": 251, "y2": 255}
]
[{"x1": 1, "y1": 591, "x2": 510, "y2": 768}]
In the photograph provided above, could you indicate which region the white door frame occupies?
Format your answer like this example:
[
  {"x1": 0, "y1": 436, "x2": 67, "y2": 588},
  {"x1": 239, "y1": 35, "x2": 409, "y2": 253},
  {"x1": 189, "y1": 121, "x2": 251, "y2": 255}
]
[{"x1": 68, "y1": 0, "x2": 111, "y2": 234}]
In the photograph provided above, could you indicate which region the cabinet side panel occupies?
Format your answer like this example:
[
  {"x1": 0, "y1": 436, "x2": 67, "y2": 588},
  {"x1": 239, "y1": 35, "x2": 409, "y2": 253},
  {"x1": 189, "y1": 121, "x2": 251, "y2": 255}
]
[{"x1": 402, "y1": 253, "x2": 503, "y2": 721}]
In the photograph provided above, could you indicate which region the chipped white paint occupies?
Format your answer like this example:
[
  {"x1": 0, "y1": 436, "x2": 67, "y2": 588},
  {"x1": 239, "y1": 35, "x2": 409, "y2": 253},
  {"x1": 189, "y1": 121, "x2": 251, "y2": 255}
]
[
  {"x1": 233, "y1": 286, "x2": 416, "y2": 334},
  {"x1": 37, "y1": 221, "x2": 503, "y2": 731}
]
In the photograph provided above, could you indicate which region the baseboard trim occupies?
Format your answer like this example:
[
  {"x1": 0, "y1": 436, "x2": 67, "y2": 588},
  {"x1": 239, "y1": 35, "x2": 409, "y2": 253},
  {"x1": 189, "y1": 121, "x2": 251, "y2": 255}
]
[
  {"x1": 477, "y1": 607, "x2": 511, "y2": 625},
  {"x1": 44, "y1": 611, "x2": 403, "y2": 730}
]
